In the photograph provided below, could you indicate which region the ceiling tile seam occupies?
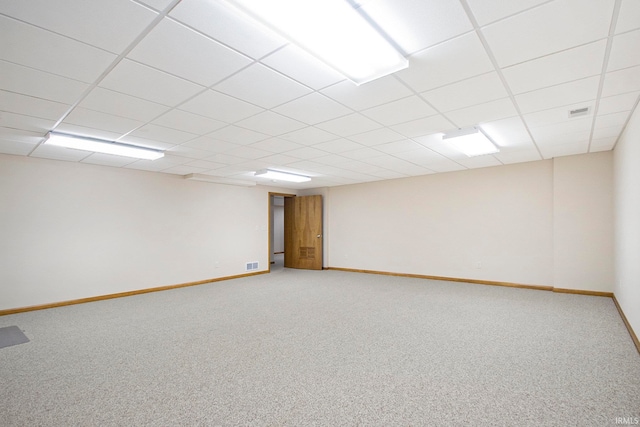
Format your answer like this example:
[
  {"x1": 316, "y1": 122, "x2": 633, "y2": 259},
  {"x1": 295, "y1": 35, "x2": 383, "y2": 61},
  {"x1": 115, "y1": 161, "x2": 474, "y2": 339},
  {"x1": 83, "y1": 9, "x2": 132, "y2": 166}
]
[
  {"x1": 472, "y1": 0, "x2": 556, "y2": 29},
  {"x1": 0, "y1": 13, "x2": 128, "y2": 56},
  {"x1": 498, "y1": 37, "x2": 611, "y2": 71},
  {"x1": 25, "y1": 0, "x2": 183, "y2": 157},
  {"x1": 399, "y1": 29, "x2": 476, "y2": 59},
  {"x1": 587, "y1": 0, "x2": 622, "y2": 153},
  {"x1": 388, "y1": 74, "x2": 471, "y2": 171},
  {"x1": 458, "y1": 0, "x2": 543, "y2": 161}
]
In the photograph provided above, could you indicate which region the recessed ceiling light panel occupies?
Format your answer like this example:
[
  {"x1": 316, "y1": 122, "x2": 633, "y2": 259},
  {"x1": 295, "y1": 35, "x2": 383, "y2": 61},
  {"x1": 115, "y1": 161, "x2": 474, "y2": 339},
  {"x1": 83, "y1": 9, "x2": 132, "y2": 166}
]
[
  {"x1": 254, "y1": 169, "x2": 311, "y2": 183},
  {"x1": 44, "y1": 132, "x2": 164, "y2": 160},
  {"x1": 222, "y1": 0, "x2": 408, "y2": 85}
]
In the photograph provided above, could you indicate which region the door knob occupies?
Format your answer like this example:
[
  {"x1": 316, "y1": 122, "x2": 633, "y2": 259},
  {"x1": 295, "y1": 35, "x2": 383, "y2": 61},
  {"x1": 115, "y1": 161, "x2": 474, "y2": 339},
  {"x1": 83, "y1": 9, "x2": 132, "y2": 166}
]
[{"x1": 317, "y1": 234, "x2": 322, "y2": 238}]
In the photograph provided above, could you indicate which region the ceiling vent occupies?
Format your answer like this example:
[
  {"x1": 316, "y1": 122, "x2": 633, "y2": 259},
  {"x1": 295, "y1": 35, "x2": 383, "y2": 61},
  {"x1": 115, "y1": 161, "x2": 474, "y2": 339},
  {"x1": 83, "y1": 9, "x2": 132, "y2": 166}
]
[{"x1": 568, "y1": 107, "x2": 590, "y2": 118}]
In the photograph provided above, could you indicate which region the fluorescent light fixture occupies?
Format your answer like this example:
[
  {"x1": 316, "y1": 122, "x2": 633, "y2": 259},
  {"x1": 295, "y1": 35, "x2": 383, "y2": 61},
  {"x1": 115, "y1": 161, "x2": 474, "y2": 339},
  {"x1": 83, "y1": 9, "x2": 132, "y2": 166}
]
[
  {"x1": 255, "y1": 169, "x2": 311, "y2": 183},
  {"x1": 44, "y1": 132, "x2": 164, "y2": 160},
  {"x1": 222, "y1": 0, "x2": 408, "y2": 85},
  {"x1": 185, "y1": 173, "x2": 256, "y2": 187},
  {"x1": 442, "y1": 127, "x2": 499, "y2": 157}
]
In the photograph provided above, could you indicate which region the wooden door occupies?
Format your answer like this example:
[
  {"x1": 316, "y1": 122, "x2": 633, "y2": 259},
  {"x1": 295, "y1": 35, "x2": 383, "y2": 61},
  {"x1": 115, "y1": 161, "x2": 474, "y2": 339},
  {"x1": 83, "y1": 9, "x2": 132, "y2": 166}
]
[{"x1": 284, "y1": 195, "x2": 323, "y2": 270}]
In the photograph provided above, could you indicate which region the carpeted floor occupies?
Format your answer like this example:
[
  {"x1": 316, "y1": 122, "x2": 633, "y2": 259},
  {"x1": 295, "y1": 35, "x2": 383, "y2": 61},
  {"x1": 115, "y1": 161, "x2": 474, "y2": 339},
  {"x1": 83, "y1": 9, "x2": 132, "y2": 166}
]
[{"x1": 1, "y1": 269, "x2": 638, "y2": 426}]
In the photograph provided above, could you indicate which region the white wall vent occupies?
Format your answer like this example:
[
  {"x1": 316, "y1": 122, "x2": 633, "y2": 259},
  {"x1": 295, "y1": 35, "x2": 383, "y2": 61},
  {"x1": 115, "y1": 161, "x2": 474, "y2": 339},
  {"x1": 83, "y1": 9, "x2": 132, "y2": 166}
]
[
  {"x1": 568, "y1": 107, "x2": 590, "y2": 118},
  {"x1": 246, "y1": 261, "x2": 259, "y2": 271}
]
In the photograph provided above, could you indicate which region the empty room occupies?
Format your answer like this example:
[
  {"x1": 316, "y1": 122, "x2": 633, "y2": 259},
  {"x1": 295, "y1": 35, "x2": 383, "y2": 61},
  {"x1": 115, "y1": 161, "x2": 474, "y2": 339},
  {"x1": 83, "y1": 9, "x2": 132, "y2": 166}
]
[{"x1": 1, "y1": 0, "x2": 639, "y2": 425}]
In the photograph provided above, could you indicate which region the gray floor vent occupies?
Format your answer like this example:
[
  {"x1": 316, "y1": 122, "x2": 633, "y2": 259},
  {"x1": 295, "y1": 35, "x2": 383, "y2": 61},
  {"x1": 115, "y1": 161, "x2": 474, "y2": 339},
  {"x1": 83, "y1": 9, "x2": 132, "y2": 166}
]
[{"x1": 246, "y1": 261, "x2": 259, "y2": 271}]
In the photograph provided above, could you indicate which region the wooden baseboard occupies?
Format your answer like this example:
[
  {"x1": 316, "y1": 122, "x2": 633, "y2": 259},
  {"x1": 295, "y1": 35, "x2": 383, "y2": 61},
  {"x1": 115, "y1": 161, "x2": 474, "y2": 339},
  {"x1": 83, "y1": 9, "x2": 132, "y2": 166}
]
[
  {"x1": 326, "y1": 267, "x2": 554, "y2": 292},
  {"x1": 0, "y1": 270, "x2": 268, "y2": 316},
  {"x1": 612, "y1": 295, "x2": 640, "y2": 356},
  {"x1": 553, "y1": 287, "x2": 614, "y2": 297}
]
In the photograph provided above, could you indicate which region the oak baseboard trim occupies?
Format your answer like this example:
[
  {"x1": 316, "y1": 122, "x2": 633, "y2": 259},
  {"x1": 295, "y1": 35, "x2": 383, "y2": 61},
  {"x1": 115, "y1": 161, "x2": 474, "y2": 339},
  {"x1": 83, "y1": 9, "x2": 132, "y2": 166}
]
[
  {"x1": 553, "y1": 287, "x2": 614, "y2": 297},
  {"x1": 0, "y1": 270, "x2": 268, "y2": 316},
  {"x1": 327, "y1": 267, "x2": 554, "y2": 291},
  {"x1": 612, "y1": 295, "x2": 640, "y2": 356}
]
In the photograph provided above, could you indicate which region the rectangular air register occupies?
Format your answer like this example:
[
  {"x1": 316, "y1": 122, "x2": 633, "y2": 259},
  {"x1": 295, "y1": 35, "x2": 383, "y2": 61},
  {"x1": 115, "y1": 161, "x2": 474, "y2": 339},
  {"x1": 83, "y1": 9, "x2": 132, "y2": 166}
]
[
  {"x1": 299, "y1": 247, "x2": 316, "y2": 259},
  {"x1": 246, "y1": 261, "x2": 259, "y2": 271},
  {"x1": 568, "y1": 107, "x2": 590, "y2": 118}
]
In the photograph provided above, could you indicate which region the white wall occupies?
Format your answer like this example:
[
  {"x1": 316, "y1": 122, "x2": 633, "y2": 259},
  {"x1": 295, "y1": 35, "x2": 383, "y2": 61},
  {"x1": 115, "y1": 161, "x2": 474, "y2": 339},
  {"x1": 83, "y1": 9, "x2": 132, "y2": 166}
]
[
  {"x1": 614, "y1": 104, "x2": 640, "y2": 337},
  {"x1": 327, "y1": 160, "x2": 555, "y2": 286},
  {"x1": 553, "y1": 152, "x2": 614, "y2": 292},
  {"x1": 0, "y1": 154, "x2": 290, "y2": 310},
  {"x1": 326, "y1": 154, "x2": 614, "y2": 290}
]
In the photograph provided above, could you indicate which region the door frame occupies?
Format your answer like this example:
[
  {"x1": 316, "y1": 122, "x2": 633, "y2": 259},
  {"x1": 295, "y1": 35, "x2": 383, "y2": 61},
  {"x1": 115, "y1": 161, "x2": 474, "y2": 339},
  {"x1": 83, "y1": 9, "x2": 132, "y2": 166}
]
[{"x1": 268, "y1": 192, "x2": 296, "y2": 273}]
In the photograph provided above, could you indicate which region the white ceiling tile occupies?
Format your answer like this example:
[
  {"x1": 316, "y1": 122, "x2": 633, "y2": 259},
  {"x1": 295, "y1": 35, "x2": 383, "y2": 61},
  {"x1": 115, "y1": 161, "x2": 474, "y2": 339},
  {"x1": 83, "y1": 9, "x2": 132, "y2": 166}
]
[
  {"x1": 312, "y1": 139, "x2": 364, "y2": 154},
  {"x1": 0, "y1": 91, "x2": 69, "y2": 121},
  {"x1": 362, "y1": 96, "x2": 437, "y2": 126},
  {"x1": 366, "y1": 169, "x2": 408, "y2": 180},
  {"x1": 597, "y1": 91, "x2": 640, "y2": 115},
  {"x1": 341, "y1": 147, "x2": 386, "y2": 161},
  {"x1": 184, "y1": 159, "x2": 226, "y2": 170},
  {"x1": 0, "y1": 0, "x2": 158, "y2": 53},
  {"x1": 444, "y1": 98, "x2": 518, "y2": 128},
  {"x1": 255, "y1": 153, "x2": 300, "y2": 166},
  {"x1": 235, "y1": 111, "x2": 306, "y2": 136},
  {"x1": 595, "y1": 112, "x2": 630, "y2": 129},
  {"x1": 0, "y1": 60, "x2": 89, "y2": 104},
  {"x1": 478, "y1": 117, "x2": 534, "y2": 148},
  {"x1": 365, "y1": 155, "x2": 436, "y2": 175},
  {"x1": 0, "y1": 127, "x2": 43, "y2": 145},
  {"x1": 321, "y1": 76, "x2": 413, "y2": 110},
  {"x1": 590, "y1": 137, "x2": 617, "y2": 151},
  {"x1": 396, "y1": 33, "x2": 494, "y2": 93},
  {"x1": 391, "y1": 114, "x2": 455, "y2": 138},
  {"x1": 593, "y1": 125, "x2": 624, "y2": 140},
  {"x1": 284, "y1": 146, "x2": 330, "y2": 160},
  {"x1": 99, "y1": 59, "x2": 204, "y2": 106},
  {"x1": 482, "y1": 0, "x2": 614, "y2": 67},
  {"x1": 608, "y1": 29, "x2": 640, "y2": 72},
  {"x1": 280, "y1": 127, "x2": 337, "y2": 145},
  {"x1": 179, "y1": 90, "x2": 263, "y2": 123},
  {"x1": 494, "y1": 148, "x2": 542, "y2": 164},
  {"x1": 455, "y1": 155, "x2": 503, "y2": 169},
  {"x1": 80, "y1": 87, "x2": 170, "y2": 122},
  {"x1": 503, "y1": 40, "x2": 606, "y2": 94},
  {"x1": 348, "y1": 128, "x2": 406, "y2": 146},
  {"x1": 166, "y1": 144, "x2": 221, "y2": 159},
  {"x1": 313, "y1": 154, "x2": 352, "y2": 166},
  {"x1": 128, "y1": 123, "x2": 197, "y2": 144},
  {"x1": 178, "y1": 137, "x2": 238, "y2": 153},
  {"x1": 601, "y1": 65, "x2": 640, "y2": 97},
  {"x1": 224, "y1": 146, "x2": 274, "y2": 160},
  {"x1": 0, "y1": 16, "x2": 116, "y2": 83},
  {"x1": 124, "y1": 155, "x2": 190, "y2": 172},
  {"x1": 206, "y1": 125, "x2": 269, "y2": 145},
  {"x1": 358, "y1": 0, "x2": 473, "y2": 54},
  {"x1": 514, "y1": 76, "x2": 600, "y2": 114},
  {"x1": 128, "y1": 18, "x2": 252, "y2": 87},
  {"x1": 523, "y1": 102, "x2": 595, "y2": 128},
  {"x1": 273, "y1": 93, "x2": 352, "y2": 125},
  {"x1": 0, "y1": 111, "x2": 55, "y2": 134},
  {"x1": 152, "y1": 109, "x2": 226, "y2": 135},
  {"x1": 169, "y1": 0, "x2": 286, "y2": 59},
  {"x1": 412, "y1": 134, "x2": 467, "y2": 160},
  {"x1": 162, "y1": 164, "x2": 210, "y2": 175},
  {"x1": 530, "y1": 118, "x2": 592, "y2": 140},
  {"x1": 204, "y1": 153, "x2": 248, "y2": 165},
  {"x1": 136, "y1": 0, "x2": 175, "y2": 11},
  {"x1": 616, "y1": 0, "x2": 640, "y2": 33},
  {"x1": 539, "y1": 141, "x2": 589, "y2": 159},
  {"x1": 62, "y1": 108, "x2": 144, "y2": 135},
  {"x1": 466, "y1": 0, "x2": 549, "y2": 26},
  {"x1": 261, "y1": 44, "x2": 345, "y2": 90},
  {"x1": 374, "y1": 139, "x2": 424, "y2": 154},
  {"x1": 213, "y1": 63, "x2": 311, "y2": 109},
  {"x1": 422, "y1": 72, "x2": 509, "y2": 112},
  {"x1": 81, "y1": 153, "x2": 138, "y2": 167},
  {"x1": 391, "y1": 148, "x2": 447, "y2": 165},
  {"x1": 315, "y1": 113, "x2": 382, "y2": 137}
]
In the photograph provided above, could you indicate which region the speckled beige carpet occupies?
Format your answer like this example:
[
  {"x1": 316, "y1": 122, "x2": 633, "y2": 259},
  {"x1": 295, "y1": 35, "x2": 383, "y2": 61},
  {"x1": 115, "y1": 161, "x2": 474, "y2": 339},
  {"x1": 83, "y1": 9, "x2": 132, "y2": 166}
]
[{"x1": 1, "y1": 269, "x2": 639, "y2": 426}]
